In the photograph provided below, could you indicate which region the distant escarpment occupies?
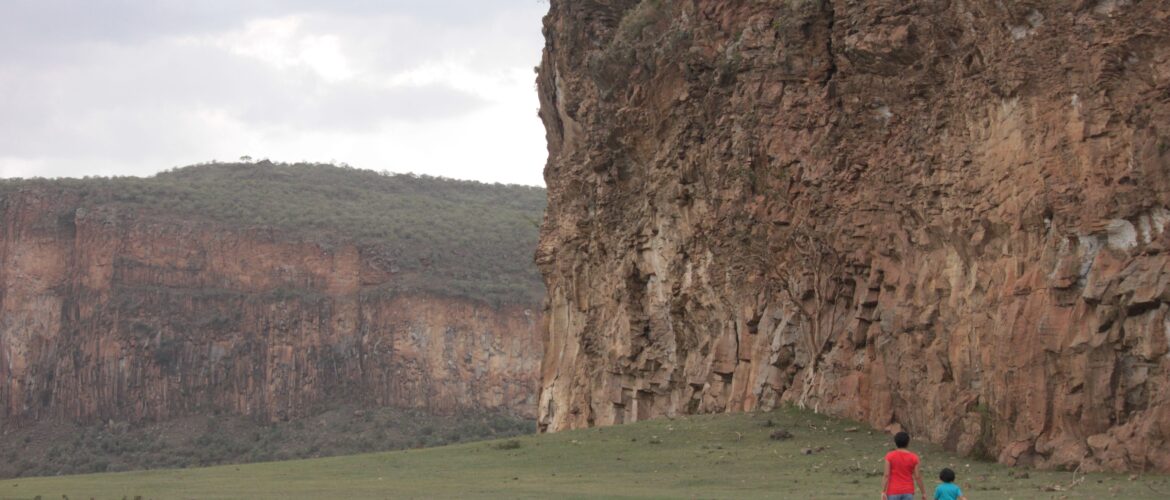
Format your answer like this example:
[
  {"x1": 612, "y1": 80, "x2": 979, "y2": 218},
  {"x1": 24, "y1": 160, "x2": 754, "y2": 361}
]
[
  {"x1": 536, "y1": 0, "x2": 1170, "y2": 472},
  {"x1": 0, "y1": 163, "x2": 545, "y2": 427}
]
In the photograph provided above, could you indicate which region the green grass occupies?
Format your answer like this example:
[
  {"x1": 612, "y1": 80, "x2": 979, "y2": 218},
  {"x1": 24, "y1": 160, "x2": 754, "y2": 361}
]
[
  {"x1": 3, "y1": 407, "x2": 1167, "y2": 499},
  {"x1": 0, "y1": 407, "x2": 533, "y2": 479}
]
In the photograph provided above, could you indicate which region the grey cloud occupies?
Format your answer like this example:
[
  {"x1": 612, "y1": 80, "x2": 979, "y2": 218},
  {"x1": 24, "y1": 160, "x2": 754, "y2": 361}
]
[
  {"x1": 302, "y1": 5, "x2": 546, "y2": 75},
  {"x1": 0, "y1": 0, "x2": 548, "y2": 182},
  {"x1": 1, "y1": 0, "x2": 547, "y2": 91},
  {"x1": 0, "y1": 0, "x2": 541, "y2": 53},
  {"x1": 0, "y1": 39, "x2": 486, "y2": 161},
  {"x1": 242, "y1": 81, "x2": 487, "y2": 130}
]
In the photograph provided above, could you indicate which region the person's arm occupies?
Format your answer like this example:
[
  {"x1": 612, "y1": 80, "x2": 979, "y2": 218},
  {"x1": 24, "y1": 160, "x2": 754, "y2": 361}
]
[
  {"x1": 880, "y1": 459, "x2": 890, "y2": 499},
  {"x1": 913, "y1": 463, "x2": 925, "y2": 499}
]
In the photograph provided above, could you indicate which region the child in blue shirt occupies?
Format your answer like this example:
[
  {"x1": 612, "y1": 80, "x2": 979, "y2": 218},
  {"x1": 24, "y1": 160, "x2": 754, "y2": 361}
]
[{"x1": 934, "y1": 468, "x2": 968, "y2": 500}]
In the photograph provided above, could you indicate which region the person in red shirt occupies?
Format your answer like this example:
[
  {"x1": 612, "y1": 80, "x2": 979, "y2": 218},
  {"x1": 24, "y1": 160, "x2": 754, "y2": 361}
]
[{"x1": 881, "y1": 431, "x2": 926, "y2": 500}]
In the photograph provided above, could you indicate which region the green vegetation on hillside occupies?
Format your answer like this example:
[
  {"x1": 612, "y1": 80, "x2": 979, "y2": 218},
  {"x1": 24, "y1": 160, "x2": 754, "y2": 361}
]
[
  {"x1": 0, "y1": 161, "x2": 547, "y2": 305},
  {"x1": 6, "y1": 407, "x2": 1166, "y2": 499}
]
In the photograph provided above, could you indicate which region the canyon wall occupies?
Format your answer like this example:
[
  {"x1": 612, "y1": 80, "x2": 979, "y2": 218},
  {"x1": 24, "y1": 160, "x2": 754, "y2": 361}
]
[
  {"x1": 536, "y1": 0, "x2": 1170, "y2": 471},
  {"x1": 0, "y1": 188, "x2": 542, "y2": 424}
]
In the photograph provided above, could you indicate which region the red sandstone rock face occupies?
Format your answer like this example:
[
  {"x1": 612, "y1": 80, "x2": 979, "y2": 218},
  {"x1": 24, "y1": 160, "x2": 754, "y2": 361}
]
[
  {"x1": 536, "y1": 0, "x2": 1170, "y2": 471},
  {"x1": 0, "y1": 189, "x2": 542, "y2": 425}
]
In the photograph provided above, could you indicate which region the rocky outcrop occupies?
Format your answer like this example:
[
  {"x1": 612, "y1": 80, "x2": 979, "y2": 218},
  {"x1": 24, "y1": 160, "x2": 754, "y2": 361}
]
[
  {"x1": 536, "y1": 0, "x2": 1170, "y2": 471},
  {"x1": 0, "y1": 189, "x2": 542, "y2": 425}
]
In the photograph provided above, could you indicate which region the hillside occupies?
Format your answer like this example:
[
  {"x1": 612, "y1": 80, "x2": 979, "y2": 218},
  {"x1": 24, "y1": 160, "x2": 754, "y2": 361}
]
[
  {"x1": 0, "y1": 161, "x2": 547, "y2": 305},
  {"x1": 4, "y1": 407, "x2": 1166, "y2": 499},
  {"x1": 0, "y1": 162, "x2": 546, "y2": 477},
  {"x1": 535, "y1": 0, "x2": 1170, "y2": 472}
]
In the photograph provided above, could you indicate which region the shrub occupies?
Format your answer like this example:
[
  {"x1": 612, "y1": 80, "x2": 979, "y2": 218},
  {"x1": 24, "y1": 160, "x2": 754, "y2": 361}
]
[{"x1": 493, "y1": 440, "x2": 522, "y2": 450}]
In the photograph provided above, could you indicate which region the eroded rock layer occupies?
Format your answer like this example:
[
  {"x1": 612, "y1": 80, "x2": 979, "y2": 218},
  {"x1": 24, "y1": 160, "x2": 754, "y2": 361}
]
[
  {"x1": 536, "y1": 0, "x2": 1170, "y2": 471},
  {"x1": 0, "y1": 189, "x2": 541, "y2": 424}
]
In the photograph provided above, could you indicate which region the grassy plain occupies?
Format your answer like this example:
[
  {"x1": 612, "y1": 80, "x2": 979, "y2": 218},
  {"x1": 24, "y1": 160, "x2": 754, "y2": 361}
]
[{"x1": 3, "y1": 406, "x2": 1166, "y2": 499}]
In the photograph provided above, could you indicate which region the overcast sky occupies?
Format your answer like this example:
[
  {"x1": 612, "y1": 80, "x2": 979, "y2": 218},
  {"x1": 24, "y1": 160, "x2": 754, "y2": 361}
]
[{"x1": 0, "y1": 0, "x2": 550, "y2": 186}]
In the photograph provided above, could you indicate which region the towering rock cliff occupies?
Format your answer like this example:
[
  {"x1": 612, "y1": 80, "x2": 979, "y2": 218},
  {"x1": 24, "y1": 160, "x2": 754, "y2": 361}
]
[
  {"x1": 536, "y1": 0, "x2": 1170, "y2": 471},
  {"x1": 0, "y1": 166, "x2": 544, "y2": 427}
]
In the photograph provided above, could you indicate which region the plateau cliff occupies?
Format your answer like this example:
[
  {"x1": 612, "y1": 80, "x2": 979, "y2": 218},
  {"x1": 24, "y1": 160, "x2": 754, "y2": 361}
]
[
  {"x1": 0, "y1": 163, "x2": 544, "y2": 429},
  {"x1": 536, "y1": 0, "x2": 1170, "y2": 472}
]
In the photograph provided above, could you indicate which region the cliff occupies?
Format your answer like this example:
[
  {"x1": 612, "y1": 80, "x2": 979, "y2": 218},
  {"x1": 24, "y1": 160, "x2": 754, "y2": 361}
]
[
  {"x1": 536, "y1": 0, "x2": 1170, "y2": 471},
  {"x1": 0, "y1": 165, "x2": 544, "y2": 426}
]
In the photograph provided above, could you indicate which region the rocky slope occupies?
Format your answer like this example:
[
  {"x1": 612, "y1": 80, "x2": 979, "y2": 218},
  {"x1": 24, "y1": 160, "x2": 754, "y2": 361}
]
[
  {"x1": 535, "y1": 0, "x2": 1170, "y2": 471},
  {"x1": 0, "y1": 169, "x2": 543, "y2": 428}
]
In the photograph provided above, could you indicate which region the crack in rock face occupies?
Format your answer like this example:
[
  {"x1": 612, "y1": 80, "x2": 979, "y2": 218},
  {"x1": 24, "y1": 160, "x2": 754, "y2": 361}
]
[{"x1": 535, "y1": 0, "x2": 1170, "y2": 472}]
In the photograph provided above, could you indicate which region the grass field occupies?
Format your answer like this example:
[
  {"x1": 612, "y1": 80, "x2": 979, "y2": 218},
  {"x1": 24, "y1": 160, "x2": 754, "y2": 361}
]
[
  {"x1": 3, "y1": 406, "x2": 1167, "y2": 499},
  {"x1": 0, "y1": 406, "x2": 532, "y2": 479}
]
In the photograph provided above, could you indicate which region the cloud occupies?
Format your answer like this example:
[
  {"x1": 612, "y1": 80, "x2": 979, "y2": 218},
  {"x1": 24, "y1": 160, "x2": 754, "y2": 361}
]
[
  {"x1": 200, "y1": 15, "x2": 355, "y2": 82},
  {"x1": 0, "y1": 36, "x2": 486, "y2": 151},
  {"x1": 0, "y1": 0, "x2": 549, "y2": 185},
  {"x1": 0, "y1": 1, "x2": 544, "y2": 67}
]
